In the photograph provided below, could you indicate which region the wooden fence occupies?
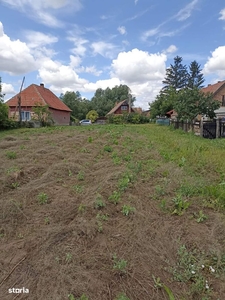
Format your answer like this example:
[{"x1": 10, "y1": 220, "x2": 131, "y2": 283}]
[{"x1": 170, "y1": 119, "x2": 225, "y2": 139}]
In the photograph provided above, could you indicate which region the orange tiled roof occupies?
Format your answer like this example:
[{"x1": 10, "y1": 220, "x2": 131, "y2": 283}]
[
  {"x1": 201, "y1": 80, "x2": 225, "y2": 94},
  {"x1": 6, "y1": 84, "x2": 71, "y2": 112}
]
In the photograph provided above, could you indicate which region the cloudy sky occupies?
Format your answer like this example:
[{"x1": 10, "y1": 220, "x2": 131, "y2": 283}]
[{"x1": 0, "y1": 0, "x2": 225, "y2": 109}]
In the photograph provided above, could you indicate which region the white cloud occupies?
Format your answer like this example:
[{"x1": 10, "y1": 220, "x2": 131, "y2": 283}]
[
  {"x1": 203, "y1": 46, "x2": 225, "y2": 78},
  {"x1": 2, "y1": 83, "x2": 15, "y2": 95},
  {"x1": 1, "y1": 0, "x2": 82, "y2": 27},
  {"x1": 176, "y1": 0, "x2": 198, "y2": 21},
  {"x1": 135, "y1": 0, "x2": 138, "y2": 4},
  {"x1": 141, "y1": 28, "x2": 159, "y2": 41},
  {"x1": 111, "y1": 48, "x2": 166, "y2": 84},
  {"x1": 84, "y1": 78, "x2": 121, "y2": 92},
  {"x1": 0, "y1": 22, "x2": 37, "y2": 75},
  {"x1": 91, "y1": 41, "x2": 122, "y2": 59},
  {"x1": 38, "y1": 58, "x2": 88, "y2": 94},
  {"x1": 109, "y1": 48, "x2": 167, "y2": 108},
  {"x1": 25, "y1": 31, "x2": 58, "y2": 48},
  {"x1": 117, "y1": 26, "x2": 127, "y2": 35},
  {"x1": 219, "y1": 8, "x2": 225, "y2": 20},
  {"x1": 164, "y1": 45, "x2": 178, "y2": 54}
]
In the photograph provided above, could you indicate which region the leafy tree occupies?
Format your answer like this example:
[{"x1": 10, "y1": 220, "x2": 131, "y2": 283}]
[
  {"x1": 61, "y1": 91, "x2": 91, "y2": 120},
  {"x1": 32, "y1": 103, "x2": 53, "y2": 126},
  {"x1": 187, "y1": 61, "x2": 205, "y2": 89},
  {"x1": 86, "y1": 110, "x2": 99, "y2": 123},
  {"x1": 162, "y1": 56, "x2": 188, "y2": 91},
  {"x1": 174, "y1": 87, "x2": 220, "y2": 121},
  {"x1": 91, "y1": 85, "x2": 135, "y2": 116},
  {"x1": 150, "y1": 87, "x2": 177, "y2": 118}
]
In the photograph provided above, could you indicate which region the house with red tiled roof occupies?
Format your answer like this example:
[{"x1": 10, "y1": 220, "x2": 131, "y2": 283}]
[
  {"x1": 106, "y1": 99, "x2": 135, "y2": 116},
  {"x1": 201, "y1": 80, "x2": 225, "y2": 118},
  {"x1": 6, "y1": 83, "x2": 71, "y2": 125}
]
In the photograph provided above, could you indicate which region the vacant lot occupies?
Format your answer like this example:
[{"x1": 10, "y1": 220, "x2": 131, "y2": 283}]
[{"x1": 0, "y1": 124, "x2": 225, "y2": 300}]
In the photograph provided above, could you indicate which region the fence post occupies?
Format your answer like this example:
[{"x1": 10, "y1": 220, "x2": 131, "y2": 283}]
[
  {"x1": 200, "y1": 120, "x2": 203, "y2": 137},
  {"x1": 216, "y1": 119, "x2": 220, "y2": 138}
]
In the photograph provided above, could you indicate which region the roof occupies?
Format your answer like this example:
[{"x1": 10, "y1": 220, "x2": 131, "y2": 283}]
[
  {"x1": 6, "y1": 84, "x2": 71, "y2": 112},
  {"x1": 106, "y1": 99, "x2": 134, "y2": 115},
  {"x1": 201, "y1": 80, "x2": 225, "y2": 95}
]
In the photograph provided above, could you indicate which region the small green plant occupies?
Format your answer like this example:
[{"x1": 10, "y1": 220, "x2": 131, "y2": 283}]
[
  {"x1": 68, "y1": 169, "x2": 73, "y2": 177},
  {"x1": 44, "y1": 217, "x2": 50, "y2": 225},
  {"x1": 6, "y1": 166, "x2": 20, "y2": 175},
  {"x1": 118, "y1": 174, "x2": 132, "y2": 191},
  {"x1": 152, "y1": 275, "x2": 175, "y2": 300},
  {"x1": 20, "y1": 145, "x2": 25, "y2": 150},
  {"x1": 80, "y1": 147, "x2": 90, "y2": 153},
  {"x1": 78, "y1": 203, "x2": 86, "y2": 213},
  {"x1": 115, "y1": 293, "x2": 130, "y2": 300},
  {"x1": 11, "y1": 182, "x2": 19, "y2": 189},
  {"x1": 65, "y1": 253, "x2": 72, "y2": 263},
  {"x1": 194, "y1": 210, "x2": 208, "y2": 223},
  {"x1": 104, "y1": 145, "x2": 113, "y2": 152},
  {"x1": 121, "y1": 205, "x2": 135, "y2": 216},
  {"x1": 77, "y1": 171, "x2": 85, "y2": 181},
  {"x1": 68, "y1": 294, "x2": 89, "y2": 300},
  {"x1": 113, "y1": 254, "x2": 127, "y2": 274},
  {"x1": 108, "y1": 191, "x2": 121, "y2": 204},
  {"x1": 172, "y1": 195, "x2": 190, "y2": 215},
  {"x1": 96, "y1": 213, "x2": 108, "y2": 233},
  {"x1": 94, "y1": 195, "x2": 105, "y2": 209},
  {"x1": 72, "y1": 185, "x2": 83, "y2": 193},
  {"x1": 6, "y1": 151, "x2": 17, "y2": 159},
  {"x1": 88, "y1": 136, "x2": 93, "y2": 143},
  {"x1": 37, "y1": 192, "x2": 48, "y2": 205},
  {"x1": 179, "y1": 156, "x2": 186, "y2": 167}
]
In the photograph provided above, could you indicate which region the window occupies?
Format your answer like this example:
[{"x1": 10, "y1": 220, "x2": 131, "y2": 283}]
[
  {"x1": 121, "y1": 105, "x2": 128, "y2": 111},
  {"x1": 21, "y1": 111, "x2": 31, "y2": 121}
]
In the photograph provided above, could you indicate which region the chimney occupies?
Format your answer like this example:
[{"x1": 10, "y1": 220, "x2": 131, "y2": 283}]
[
  {"x1": 40, "y1": 83, "x2": 44, "y2": 87},
  {"x1": 208, "y1": 84, "x2": 211, "y2": 86},
  {"x1": 218, "y1": 81, "x2": 221, "y2": 83}
]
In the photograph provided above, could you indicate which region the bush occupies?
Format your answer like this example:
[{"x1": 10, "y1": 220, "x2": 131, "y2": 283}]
[{"x1": 108, "y1": 113, "x2": 150, "y2": 124}]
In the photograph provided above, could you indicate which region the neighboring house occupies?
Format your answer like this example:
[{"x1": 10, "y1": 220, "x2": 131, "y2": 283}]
[
  {"x1": 133, "y1": 107, "x2": 143, "y2": 114},
  {"x1": 201, "y1": 80, "x2": 225, "y2": 118},
  {"x1": 6, "y1": 83, "x2": 71, "y2": 125},
  {"x1": 166, "y1": 109, "x2": 177, "y2": 119},
  {"x1": 106, "y1": 99, "x2": 135, "y2": 116},
  {"x1": 142, "y1": 109, "x2": 151, "y2": 117}
]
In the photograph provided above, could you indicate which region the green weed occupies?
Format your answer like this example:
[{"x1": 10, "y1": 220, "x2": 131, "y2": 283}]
[
  {"x1": 37, "y1": 192, "x2": 48, "y2": 205},
  {"x1": 104, "y1": 145, "x2": 113, "y2": 152},
  {"x1": 113, "y1": 254, "x2": 127, "y2": 274},
  {"x1": 108, "y1": 191, "x2": 121, "y2": 204},
  {"x1": 78, "y1": 204, "x2": 86, "y2": 213},
  {"x1": 172, "y1": 195, "x2": 190, "y2": 215},
  {"x1": 194, "y1": 210, "x2": 208, "y2": 223},
  {"x1": 6, "y1": 151, "x2": 17, "y2": 159},
  {"x1": 121, "y1": 205, "x2": 135, "y2": 216},
  {"x1": 115, "y1": 293, "x2": 130, "y2": 300},
  {"x1": 72, "y1": 185, "x2": 83, "y2": 193},
  {"x1": 77, "y1": 171, "x2": 85, "y2": 181},
  {"x1": 94, "y1": 195, "x2": 105, "y2": 209}
]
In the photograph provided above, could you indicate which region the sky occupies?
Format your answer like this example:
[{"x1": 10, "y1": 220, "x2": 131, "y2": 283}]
[{"x1": 0, "y1": 0, "x2": 225, "y2": 109}]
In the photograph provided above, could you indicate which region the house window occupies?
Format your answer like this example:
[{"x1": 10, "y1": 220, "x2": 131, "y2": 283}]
[
  {"x1": 121, "y1": 105, "x2": 128, "y2": 111},
  {"x1": 21, "y1": 111, "x2": 31, "y2": 121}
]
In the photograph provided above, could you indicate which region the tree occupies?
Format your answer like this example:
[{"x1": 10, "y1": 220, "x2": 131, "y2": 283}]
[
  {"x1": 61, "y1": 91, "x2": 91, "y2": 120},
  {"x1": 86, "y1": 110, "x2": 99, "y2": 123},
  {"x1": 163, "y1": 56, "x2": 188, "y2": 91},
  {"x1": 187, "y1": 61, "x2": 205, "y2": 89},
  {"x1": 32, "y1": 103, "x2": 53, "y2": 126},
  {"x1": 174, "y1": 87, "x2": 220, "y2": 121},
  {"x1": 0, "y1": 77, "x2": 4, "y2": 102},
  {"x1": 91, "y1": 85, "x2": 135, "y2": 116},
  {"x1": 150, "y1": 87, "x2": 177, "y2": 118}
]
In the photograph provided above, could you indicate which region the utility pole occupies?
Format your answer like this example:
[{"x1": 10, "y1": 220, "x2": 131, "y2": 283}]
[
  {"x1": 17, "y1": 76, "x2": 25, "y2": 126},
  {"x1": 128, "y1": 93, "x2": 131, "y2": 113}
]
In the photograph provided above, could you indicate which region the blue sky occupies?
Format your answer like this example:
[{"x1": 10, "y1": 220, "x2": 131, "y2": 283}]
[{"x1": 0, "y1": 0, "x2": 225, "y2": 109}]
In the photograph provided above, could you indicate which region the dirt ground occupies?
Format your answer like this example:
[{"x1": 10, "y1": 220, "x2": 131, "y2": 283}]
[{"x1": 0, "y1": 125, "x2": 224, "y2": 300}]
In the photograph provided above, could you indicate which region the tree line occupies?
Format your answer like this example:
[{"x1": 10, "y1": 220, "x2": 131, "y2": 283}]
[
  {"x1": 150, "y1": 56, "x2": 220, "y2": 120},
  {"x1": 60, "y1": 84, "x2": 136, "y2": 121}
]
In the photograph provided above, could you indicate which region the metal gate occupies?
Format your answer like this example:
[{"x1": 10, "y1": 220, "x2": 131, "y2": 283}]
[{"x1": 203, "y1": 121, "x2": 216, "y2": 139}]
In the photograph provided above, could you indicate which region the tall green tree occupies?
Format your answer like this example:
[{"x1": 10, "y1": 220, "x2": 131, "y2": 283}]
[
  {"x1": 174, "y1": 87, "x2": 220, "y2": 121},
  {"x1": 0, "y1": 77, "x2": 10, "y2": 128},
  {"x1": 187, "y1": 61, "x2": 205, "y2": 89},
  {"x1": 162, "y1": 56, "x2": 188, "y2": 91},
  {"x1": 91, "y1": 84, "x2": 135, "y2": 116},
  {"x1": 61, "y1": 91, "x2": 91, "y2": 120},
  {"x1": 0, "y1": 77, "x2": 4, "y2": 102},
  {"x1": 150, "y1": 87, "x2": 177, "y2": 118}
]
